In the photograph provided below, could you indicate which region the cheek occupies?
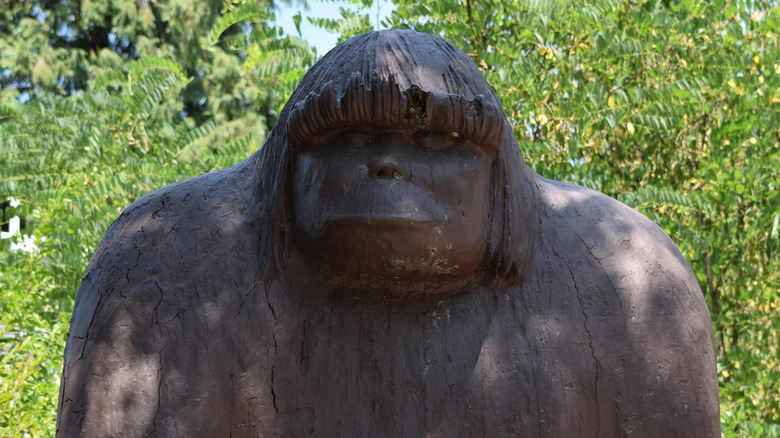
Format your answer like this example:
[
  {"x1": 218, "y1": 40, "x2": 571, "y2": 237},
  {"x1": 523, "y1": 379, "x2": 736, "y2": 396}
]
[
  {"x1": 295, "y1": 150, "x2": 368, "y2": 193},
  {"x1": 425, "y1": 156, "x2": 492, "y2": 220},
  {"x1": 293, "y1": 156, "x2": 327, "y2": 204},
  {"x1": 292, "y1": 155, "x2": 329, "y2": 233},
  {"x1": 294, "y1": 154, "x2": 344, "y2": 201},
  {"x1": 456, "y1": 165, "x2": 492, "y2": 245},
  {"x1": 295, "y1": 157, "x2": 321, "y2": 193},
  {"x1": 292, "y1": 152, "x2": 367, "y2": 232},
  {"x1": 414, "y1": 154, "x2": 491, "y2": 262}
]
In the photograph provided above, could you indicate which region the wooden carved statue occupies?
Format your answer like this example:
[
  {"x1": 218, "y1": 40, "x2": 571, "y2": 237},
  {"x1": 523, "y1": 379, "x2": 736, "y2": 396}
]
[{"x1": 58, "y1": 30, "x2": 719, "y2": 437}]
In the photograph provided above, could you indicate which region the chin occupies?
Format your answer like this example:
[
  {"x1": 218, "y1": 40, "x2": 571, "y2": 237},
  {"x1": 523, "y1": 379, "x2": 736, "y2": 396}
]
[{"x1": 292, "y1": 220, "x2": 486, "y2": 298}]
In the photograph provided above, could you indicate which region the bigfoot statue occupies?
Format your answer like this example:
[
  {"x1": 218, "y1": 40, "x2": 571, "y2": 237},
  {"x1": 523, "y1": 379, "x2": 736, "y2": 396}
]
[{"x1": 58, "y1": 30, "x2": 719, "y2": 437}]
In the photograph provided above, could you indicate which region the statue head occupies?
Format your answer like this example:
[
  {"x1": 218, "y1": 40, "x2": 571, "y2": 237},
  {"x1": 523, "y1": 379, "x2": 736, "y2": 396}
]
[{"x1": 256, "y1": 30, "x2": 537, "y2": 296}]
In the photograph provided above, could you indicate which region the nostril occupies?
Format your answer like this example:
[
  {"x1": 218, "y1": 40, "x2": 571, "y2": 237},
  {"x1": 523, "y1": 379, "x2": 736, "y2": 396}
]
[{"x1": 370, "y1": 163, "x2": 407, "y2": 180}]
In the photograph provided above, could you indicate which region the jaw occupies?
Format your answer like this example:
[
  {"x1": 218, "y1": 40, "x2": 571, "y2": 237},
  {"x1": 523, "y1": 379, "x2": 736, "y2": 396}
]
[
  {"x1": 302, "y1": 262, "x2": 481, "y2": 300},
  {"x1": 291, "y1": 220, "x2": 486, "y2": 299}
]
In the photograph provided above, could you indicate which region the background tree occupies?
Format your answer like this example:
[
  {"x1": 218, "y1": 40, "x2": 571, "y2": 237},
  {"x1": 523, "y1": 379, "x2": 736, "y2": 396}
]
[{"x1": 0, "y1": 0, "x2": 296, "y2": 142}]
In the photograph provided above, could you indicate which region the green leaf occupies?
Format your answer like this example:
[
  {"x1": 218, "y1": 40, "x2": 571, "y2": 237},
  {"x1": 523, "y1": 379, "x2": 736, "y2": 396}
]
[{"x1": 205, "y1": 3, "x2": 270, "y2": 48}]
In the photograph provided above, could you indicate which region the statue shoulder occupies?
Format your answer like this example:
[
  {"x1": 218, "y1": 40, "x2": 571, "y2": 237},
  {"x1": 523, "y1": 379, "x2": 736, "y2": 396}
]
[
  {"x1": 88, "y1": 161, "x2": 261, "y2": 279},
  {"x1": 530, "y1": 177, "x2": 719, "y2": 435},
  {"x1": 533, "y1": 175, "x2": 715, "y2": 354},
  {"x1": 65, "y1": 161, "x2": 264, "y2": 359},
  {"x1": 534, "y1": 176, "x2": 697, "y2": 286}
]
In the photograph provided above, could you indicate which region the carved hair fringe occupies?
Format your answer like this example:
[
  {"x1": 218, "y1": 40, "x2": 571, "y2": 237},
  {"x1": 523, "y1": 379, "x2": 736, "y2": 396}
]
[{"x1": 287, "y1": 73, "x2": 505, "y2": 152}]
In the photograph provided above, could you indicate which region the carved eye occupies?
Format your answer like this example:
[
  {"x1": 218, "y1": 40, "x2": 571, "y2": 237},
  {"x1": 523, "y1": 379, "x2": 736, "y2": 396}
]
[
  {"x1": 303, "y1": 128, "x2": 374, "y2": 150},
  {"x1": 413, "y1": 130, "x2": 459, "y2": 151},
  {"x1": 339, "y1": 129, "x2": 375, "y2": 148}
]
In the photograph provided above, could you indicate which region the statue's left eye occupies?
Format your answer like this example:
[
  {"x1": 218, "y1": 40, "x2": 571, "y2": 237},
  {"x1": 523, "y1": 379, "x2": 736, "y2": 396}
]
[{"x1": 413, "y1": 131, "x2": 458, "y2": 151}]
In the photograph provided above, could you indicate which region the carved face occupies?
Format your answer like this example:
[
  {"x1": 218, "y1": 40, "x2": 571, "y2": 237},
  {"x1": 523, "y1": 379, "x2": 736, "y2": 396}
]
[
  {"x1": 291, "y1": 126, "x2": 493, "y2": 294},
  {"x1": 277, "y1": 30, "x2": 529, "y2": 292}
]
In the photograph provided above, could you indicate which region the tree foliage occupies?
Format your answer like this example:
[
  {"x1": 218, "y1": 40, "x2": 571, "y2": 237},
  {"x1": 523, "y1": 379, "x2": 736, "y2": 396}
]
[
  {"x1": 0, "y1": 0, "x2": 284, "y2": 128},
  {"x1": 1, "y1": 0, "x2": 778, "y2": 435}
]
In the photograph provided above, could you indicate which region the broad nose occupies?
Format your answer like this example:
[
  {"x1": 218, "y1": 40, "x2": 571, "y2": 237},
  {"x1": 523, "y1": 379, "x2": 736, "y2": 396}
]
[
  {"x1": 368, "y1": 139, "x2": 411, "y2": 180},
  {"x1": 370, "y1": 159, "x2": 406, "y2": 179}
]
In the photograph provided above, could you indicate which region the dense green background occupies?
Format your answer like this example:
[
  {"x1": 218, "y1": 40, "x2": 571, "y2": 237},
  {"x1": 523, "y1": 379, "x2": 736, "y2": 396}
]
[{"x1": 1, "y1": 0, "x2": 778, "y2": 435}]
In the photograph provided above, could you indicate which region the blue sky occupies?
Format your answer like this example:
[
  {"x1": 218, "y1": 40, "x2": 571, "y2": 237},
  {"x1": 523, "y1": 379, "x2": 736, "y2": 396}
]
[{"x1": 275, "y1": 1, "x2": 395, "y2": 56}]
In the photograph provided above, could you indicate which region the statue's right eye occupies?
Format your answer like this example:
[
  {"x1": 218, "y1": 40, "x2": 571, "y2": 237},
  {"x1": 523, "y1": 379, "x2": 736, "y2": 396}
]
[{"x1": 303, "y1": 128, "x2": 373, "y2": 150}]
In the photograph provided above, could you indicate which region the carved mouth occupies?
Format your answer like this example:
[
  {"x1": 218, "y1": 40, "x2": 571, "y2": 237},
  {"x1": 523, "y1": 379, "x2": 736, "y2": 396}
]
[
  {"x1": 324, "y1": 215, "x2": 431, "y2": 230},
  {"x1": 323, "y1": 179, "x2": 446, "y2": 227}
]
